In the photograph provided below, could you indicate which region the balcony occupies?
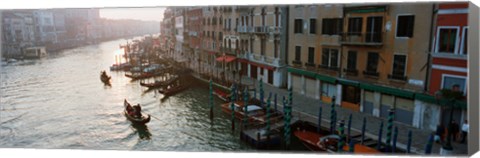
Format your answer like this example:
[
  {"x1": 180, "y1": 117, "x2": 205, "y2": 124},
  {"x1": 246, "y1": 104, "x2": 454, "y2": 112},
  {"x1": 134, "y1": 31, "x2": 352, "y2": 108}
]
[
  {"x1": 292, "y1": 60, "x2": 302, "y2": 67},
  {"x1": 340, "y1": 32, "x2": 384, "y2": 46},
  {"x1": 243, "y1": 52, "x2": 282, "y2": 67},
  {"x1": 237, "y1": 26, "x2": 254, "y2": 33}
]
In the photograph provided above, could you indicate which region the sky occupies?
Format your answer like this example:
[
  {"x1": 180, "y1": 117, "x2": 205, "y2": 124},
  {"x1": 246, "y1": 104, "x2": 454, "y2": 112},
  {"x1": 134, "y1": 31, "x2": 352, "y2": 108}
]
[{"x1": 100, "y1": 7, "x2": 166, "y2": 22}]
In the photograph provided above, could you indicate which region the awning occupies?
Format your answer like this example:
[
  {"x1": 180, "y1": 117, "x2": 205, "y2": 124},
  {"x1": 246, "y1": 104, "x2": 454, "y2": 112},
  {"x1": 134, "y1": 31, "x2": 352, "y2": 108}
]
[
  {"x1": 216, "y1": 55, "x2": 236, "y2": 63},
  {"x1": 316, "y1": 74, "x2": 337, "y2": 84},
  {"x1": 338, "y1": 79, "x2": 359, "y2": 87},
  {"x1": 287, "y1": 67, "x2": 316, "y2": 78},
  {"x1": 360, "y1": 83, "x2": 415, "y2": 99},
  {"x1": 415, "y1": 93, "x2": 467, "y2": 110}
]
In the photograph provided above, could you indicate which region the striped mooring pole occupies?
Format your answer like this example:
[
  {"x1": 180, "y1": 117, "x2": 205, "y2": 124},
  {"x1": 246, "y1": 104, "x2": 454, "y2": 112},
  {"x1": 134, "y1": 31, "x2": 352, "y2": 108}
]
[
  {"x1": 392, "y1": 126, "x2": 398, "y2": 153},
  {"x1": 259, "y1": 79, "x2": 264, "y2": 107},
  {"x1": 377, "y1": 121, "x2": 384, "y2": 150},
  {"x1": 317, "y1": 106, "x2": 322, "y2": 133},
  {"x1": 266, "y1": 92, "x2": 272, "y2": 137},
  {"x1": 407, "y1": 130, "x2": 412, "y2": 153},
  {"x1": 283, "y1": 100, "x2": 292, "y2": 149},
  {"x1": 209, "y1": 79, "x2": 214, "y2": 120},
  {"x1": 243, "y1": 88, "x2": 249, "y2": 128},
  {"x1": 386, "y1": 109, "x2": 395, "y2": 151},
  {"x1": 330, "y1": 96, "x2": 336, "y2": 134},
  {"x1": 274, "y1": 93, "x2": 278, "y2": 112},
  {"x1": 337, "y1": 120, "x2": 346, "y2": 152},
  {"x1": 230, "y1": 83, "x2": 236, "y2": 131},
  {"x1": 347, "y1": 113, "x2": 352, "y2": 142},
  {"x1": 349, "y1": 139, "x2": 355, "y2": 153},
  {"x1": 361, "y1": 117, "x2": 366, "y2": 144},
  {"x1": 424, "y1": 133, "x2": 434, "y2": 154},
  {"x1": 288, "y1": 87, "x2": 293, "y2": 106}
]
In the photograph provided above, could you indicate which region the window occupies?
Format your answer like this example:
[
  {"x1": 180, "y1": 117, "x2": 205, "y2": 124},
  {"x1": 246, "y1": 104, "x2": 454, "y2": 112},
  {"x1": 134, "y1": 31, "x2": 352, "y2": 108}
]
[
  {"x1": 437, "y1": 28, "x2": 458, "y2": 53},
  {"x1": 275, "y1": 7, "x2": 280, "y2": 27},
  {"x1": 295, "y1": 46, "x2": 301, "y2": 61},
  {"x1": 392, "y1": 54, "x2": 406, "y2": 77},
  {"x1": 212, "y1": 32, "x2": 215, "y2": 39},
  {"x1": 219, "y1": 32, "x2": 223, "y2": 41},
  {"x1": 274, "y1": 40, "x2": 278, "y2": 58},
  {"x1": 308, "y1": 47, "x2": 315, "y2": 63},
  {"x1": 322, "y1": 18, "x2": 342, "y2": 35},
  {"x1": 322, "y1": 83, "x2": 337, "y2": 98},
  {"x1": 260, "y1": 39, "x2": 266, "y2": 56},
  {"x1": 310, "y1": 19, "x2": 316, "y2": 34},
  {"x1": 461, "y1": 27, "x2": 468, "y2": 55},
  {"x1": 396, "y1": 15, "x2": 415, "y2": 38},
  {"x1": 321, "y1": 48, "x2": 339, "y2": 68},
  {"x1": 228, "y1": 19, "x2": 232, "y2": 30},
  {"x1": 366, "y1": 52, "x2": 379, "y2": 73},
  {"x1": 442, "y1": 75, "x2": 467, "y2": 95},
  {"x1": 228, "y1": 39, "x2": 232, "y2": 50},
  {"x1": 347, "y1": 51, "x2": 357, "y2": 70},
  {"x1": 322, "y1": 48, "x2": 330, "y2": 66},
  {"x1": 366, "y1": 16, "x2": 383, "y2": 43},
  {"x1": 348, "y1": 17, "x2": 362, "y2": 35},
  {"x1": 294, "y1": 19, "x2": 303, "y2": 33}
]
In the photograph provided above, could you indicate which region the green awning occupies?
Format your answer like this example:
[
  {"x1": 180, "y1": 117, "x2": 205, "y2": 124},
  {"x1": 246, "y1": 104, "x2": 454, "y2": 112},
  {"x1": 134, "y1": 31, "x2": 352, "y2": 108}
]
[
  {"x1": 414, "y1": 93, "x2": 467, "y2": 110},
  {"x1": 359, "y1": 83, "x2": 415, "y2": 99},
  {"x1": 346, "y1": 6, "x2": 386, "y2": 13},
  {"x1": 287, "y1": 67, "x2": 316, "y2": 78},
  {"x1": 415, "y1": 93, "x2": 437, "y2": 104},
  {"x1": 338, "y1": 79, "x2": 359, "y2": 87},
  {"x1": 359, "y1": 83, "x2": 376, "y2": 91},
  {"x1": 316, "y1": 74, "x2": 337, "y2": 84}
]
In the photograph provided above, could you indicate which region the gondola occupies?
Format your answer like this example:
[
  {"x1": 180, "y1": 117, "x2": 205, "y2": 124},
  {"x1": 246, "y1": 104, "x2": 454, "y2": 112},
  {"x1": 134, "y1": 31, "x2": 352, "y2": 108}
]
[
  {"x1": 100, "y1": 71, "x2": 111, "y2": 84},
  {"x1": 139, "y1": 75, "x2": 178, "y2": 89},
  {"x1": 123, "y1": 100, "x2": 151, "y2": 124}
]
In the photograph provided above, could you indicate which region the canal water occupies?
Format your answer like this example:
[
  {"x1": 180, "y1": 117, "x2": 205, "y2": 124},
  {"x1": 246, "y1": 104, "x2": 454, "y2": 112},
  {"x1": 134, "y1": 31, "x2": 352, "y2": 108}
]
[{"x1": 0, "y1": 37, "x2": 307, "y2": 152}]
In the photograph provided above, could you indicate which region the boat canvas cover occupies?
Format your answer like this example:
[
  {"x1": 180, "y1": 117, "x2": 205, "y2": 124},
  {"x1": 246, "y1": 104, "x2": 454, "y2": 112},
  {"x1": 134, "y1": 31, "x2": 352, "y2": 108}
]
[{"x1": 245, "y1": 105, "x2": 262, "y2": 112}]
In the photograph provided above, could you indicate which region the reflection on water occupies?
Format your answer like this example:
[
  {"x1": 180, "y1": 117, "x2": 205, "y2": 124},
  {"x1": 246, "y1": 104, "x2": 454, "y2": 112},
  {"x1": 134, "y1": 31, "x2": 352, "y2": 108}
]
[{"x1": 0, "y1": 37, "x2": 253, "y2": 151}]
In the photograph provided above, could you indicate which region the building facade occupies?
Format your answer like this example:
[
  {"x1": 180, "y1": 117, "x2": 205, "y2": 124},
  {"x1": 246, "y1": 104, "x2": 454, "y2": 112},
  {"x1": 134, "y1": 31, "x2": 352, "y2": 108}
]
[
  {"x1": 427, "y1": 2, "x2": 468, "y2": 128},
  {"x1": 237, "y1": 6, "x2": 288, "y2": 87}
]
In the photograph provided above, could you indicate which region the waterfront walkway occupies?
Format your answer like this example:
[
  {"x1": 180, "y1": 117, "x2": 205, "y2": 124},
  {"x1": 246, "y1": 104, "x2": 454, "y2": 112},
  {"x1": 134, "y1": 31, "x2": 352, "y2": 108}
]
[{"x1": 241, "y1": 77, "x2": 468, "y2": 155}]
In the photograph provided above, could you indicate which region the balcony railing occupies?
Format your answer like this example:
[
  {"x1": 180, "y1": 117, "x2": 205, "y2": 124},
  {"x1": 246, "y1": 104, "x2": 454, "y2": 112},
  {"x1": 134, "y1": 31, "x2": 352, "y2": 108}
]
[{"x1": 340, "y1": 32, "x2": 384, "y2": 46}]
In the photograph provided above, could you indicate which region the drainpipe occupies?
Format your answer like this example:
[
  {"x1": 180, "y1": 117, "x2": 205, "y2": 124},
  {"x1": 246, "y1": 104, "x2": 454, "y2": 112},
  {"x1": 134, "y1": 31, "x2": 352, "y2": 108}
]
[{"x1": 424, "y1": 4, "x2": 437, "y2": 93}]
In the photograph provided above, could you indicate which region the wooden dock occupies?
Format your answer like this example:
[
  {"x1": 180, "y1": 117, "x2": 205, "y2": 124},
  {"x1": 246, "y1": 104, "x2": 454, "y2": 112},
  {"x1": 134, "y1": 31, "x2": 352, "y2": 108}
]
[{"x1": 240, "y1": 117, "x2": 299, "y2": 149}]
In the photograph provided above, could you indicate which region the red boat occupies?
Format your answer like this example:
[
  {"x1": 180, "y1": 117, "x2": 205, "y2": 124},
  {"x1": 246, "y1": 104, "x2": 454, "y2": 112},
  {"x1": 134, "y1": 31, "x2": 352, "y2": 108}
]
[{"x1": 294, "y1": 129, "x2": 381, "y2": 154}]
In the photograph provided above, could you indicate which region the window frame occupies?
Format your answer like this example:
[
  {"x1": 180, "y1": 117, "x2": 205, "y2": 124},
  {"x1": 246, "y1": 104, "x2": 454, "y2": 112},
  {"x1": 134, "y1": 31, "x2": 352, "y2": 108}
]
[
  {"x1": 348, "y1": 17, "x2": 363, "y2": 36},
  {"x1": 309, "y1": 18, "x2": 317, "y2": 34},
  {"x1": 441, "y1": 74, "x2": 467, "y2": 95},
  {"x1": 295, "y1": 46, "x2": 301, "y2": 61},
  {"x1": 366, "y1": 52, "x2": 379, "y2": 73},
  {"x1": 460, "y1": 26, "x2": 468, "y2": 55},
  {"x1": 321, "y1": 48, "x2": 340, "y2": 68},
  {"x1": 435, "y1": 26, "x2": 460, "y2": 54},
  {"x1": 346, "y1": 51, "x2": 357, "y2": 70},
  {"x1": 294, "y1": 19, "x2": 303, "y2": 34},
  {"x1": 395, "y1": 14, "x2": 415, "y2": 38},
  {"x1": 391, "y1": 54, "x2": 408, "y2": 77},
  {"x1": 308, "y1": 47, "x2": 315, "y2": 64}
]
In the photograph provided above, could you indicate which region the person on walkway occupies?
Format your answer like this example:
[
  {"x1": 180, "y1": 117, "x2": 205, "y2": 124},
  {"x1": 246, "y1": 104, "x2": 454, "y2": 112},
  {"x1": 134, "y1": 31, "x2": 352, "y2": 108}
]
[
  {"x1": 461, "y1": 120, "x2": 469, "y2": 143},
  {"x1": 435, "y1": 124, "x2": 444, "y2": 143},
  {"x1": 451, "y1": 120, "x2": 459, "y2": 142}
]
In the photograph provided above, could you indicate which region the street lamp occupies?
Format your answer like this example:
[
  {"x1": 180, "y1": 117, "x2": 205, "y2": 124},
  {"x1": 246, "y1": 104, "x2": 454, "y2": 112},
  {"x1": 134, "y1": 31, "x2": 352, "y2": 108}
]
[{"x1": 435, "y1": 86, "x2": 462, "y2": 155}]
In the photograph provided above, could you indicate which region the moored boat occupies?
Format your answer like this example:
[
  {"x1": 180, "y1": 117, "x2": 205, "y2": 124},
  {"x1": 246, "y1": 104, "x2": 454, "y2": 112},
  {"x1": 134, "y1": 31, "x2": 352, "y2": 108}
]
[
  {"x1": 220, "y1": 101, "x2": 283, "y2": 124},
  {"x1": 139, "y1": 75, "x2": 178, "y2": 89},
  {"x1": 158, "y1": 82, "x2": 189, "y2": 96},
  {"x1": 294, "y1": 130, "x2": 381, "y2": 154}
]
